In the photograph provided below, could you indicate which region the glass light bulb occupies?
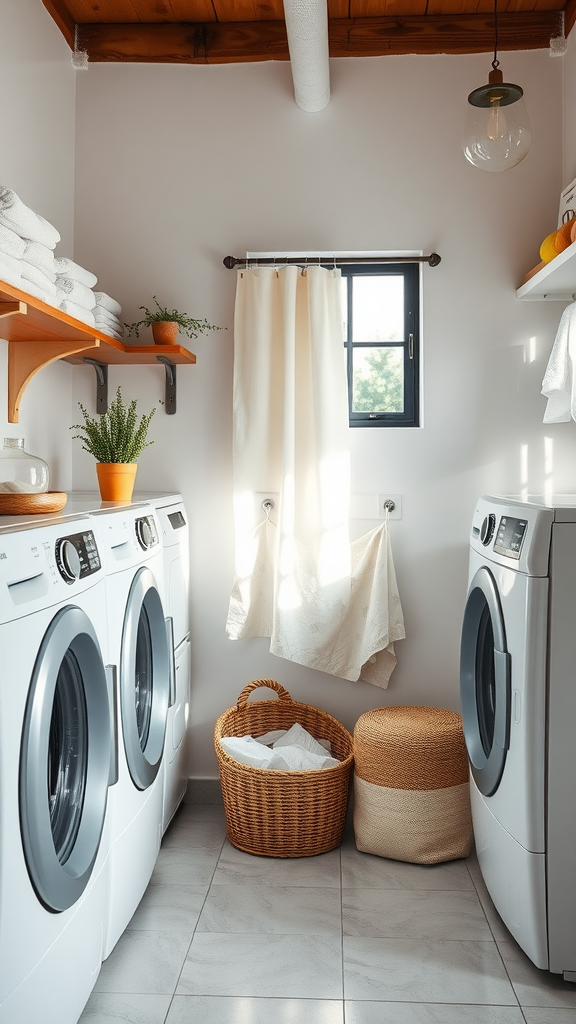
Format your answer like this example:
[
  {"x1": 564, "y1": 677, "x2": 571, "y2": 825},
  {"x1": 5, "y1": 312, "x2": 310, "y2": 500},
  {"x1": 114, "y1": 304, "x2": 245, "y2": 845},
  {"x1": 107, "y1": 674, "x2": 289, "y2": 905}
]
[{"x1": 462, "y1": 93, "x2": 531, "y2": 172}]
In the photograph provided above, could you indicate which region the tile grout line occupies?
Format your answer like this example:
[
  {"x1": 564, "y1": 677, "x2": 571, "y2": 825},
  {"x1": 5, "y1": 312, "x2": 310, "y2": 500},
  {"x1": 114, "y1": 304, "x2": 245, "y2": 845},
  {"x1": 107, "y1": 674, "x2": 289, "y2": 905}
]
[{"x1": 161, "y1": 820, "x2": 228, "y2": 1023}]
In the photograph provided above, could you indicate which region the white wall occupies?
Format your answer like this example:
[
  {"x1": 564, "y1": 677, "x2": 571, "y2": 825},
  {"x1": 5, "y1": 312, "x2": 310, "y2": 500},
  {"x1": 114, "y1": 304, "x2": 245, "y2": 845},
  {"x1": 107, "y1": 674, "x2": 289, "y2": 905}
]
[
  {"x1": 0, "y1": 0, "x2": 76, "y2": 489},
  {"x1": 72, "y1": 48, "x2": 566, "y2": 776}
]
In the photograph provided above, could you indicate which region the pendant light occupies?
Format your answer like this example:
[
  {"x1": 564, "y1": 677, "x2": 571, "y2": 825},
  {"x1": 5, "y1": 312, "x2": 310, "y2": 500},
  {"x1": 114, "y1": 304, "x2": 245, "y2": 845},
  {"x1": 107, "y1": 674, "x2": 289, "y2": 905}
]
[{"x1": 462, "y1": 0, "x2": 531, "y2": 172}]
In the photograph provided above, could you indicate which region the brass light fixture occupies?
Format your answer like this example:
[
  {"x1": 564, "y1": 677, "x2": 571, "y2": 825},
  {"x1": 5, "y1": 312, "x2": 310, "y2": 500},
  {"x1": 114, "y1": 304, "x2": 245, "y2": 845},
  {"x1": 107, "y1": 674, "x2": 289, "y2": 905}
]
[{"x1": 462, "y1": 0, "x2": 531, "y2": 172}]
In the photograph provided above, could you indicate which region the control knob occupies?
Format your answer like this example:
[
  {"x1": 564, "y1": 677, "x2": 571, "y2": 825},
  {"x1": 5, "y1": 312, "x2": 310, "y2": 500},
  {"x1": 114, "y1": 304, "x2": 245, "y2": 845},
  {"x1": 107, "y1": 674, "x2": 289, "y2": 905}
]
[
  {"x1": 56, "y1": 538, "x2": 82, "y2": 583},
  {"x1": 480, "y1": 513, "x2": 496, "y2": 546},
  {"x1": 135, "y1": 517, "x2": 153, "y2": 550}
]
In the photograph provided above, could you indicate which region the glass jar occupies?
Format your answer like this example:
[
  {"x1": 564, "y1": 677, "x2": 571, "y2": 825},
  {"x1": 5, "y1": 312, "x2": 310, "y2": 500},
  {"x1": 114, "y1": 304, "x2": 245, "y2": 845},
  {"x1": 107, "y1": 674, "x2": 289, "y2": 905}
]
[{"x1": 0, "y1": 438, "x2": 49, "y2": 493}]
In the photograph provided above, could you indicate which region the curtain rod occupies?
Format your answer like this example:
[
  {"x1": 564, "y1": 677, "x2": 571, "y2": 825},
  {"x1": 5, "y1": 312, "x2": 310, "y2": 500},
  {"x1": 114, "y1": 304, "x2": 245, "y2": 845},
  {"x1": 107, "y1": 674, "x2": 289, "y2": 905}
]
[{"x1": 223, "y1": 253, "x2": 441, "y2": 269}]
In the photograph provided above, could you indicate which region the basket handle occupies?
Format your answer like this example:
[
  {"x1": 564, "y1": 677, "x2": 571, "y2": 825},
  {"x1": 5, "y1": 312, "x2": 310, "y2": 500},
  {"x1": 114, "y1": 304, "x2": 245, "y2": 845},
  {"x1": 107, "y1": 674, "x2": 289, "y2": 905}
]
[{"x1": 236, "y1": 678, "x2": 293, "y2": 711}]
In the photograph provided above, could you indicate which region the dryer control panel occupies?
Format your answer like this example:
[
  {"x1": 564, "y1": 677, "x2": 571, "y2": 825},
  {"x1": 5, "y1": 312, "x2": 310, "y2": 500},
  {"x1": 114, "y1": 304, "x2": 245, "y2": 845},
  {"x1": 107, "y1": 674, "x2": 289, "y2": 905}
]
[{"x1": 55, "y1": 530, "x2": 101, "y2": 583}]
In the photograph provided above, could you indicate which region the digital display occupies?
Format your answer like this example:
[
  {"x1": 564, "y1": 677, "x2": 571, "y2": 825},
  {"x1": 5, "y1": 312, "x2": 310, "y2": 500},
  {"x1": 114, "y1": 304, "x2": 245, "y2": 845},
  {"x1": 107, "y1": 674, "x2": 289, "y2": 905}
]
[
  {"x1": 493, "y1": 516, "x2": 528, "y2": 559},
  {"x1": 168, "y1": 510, "x2": 186, "y2": 530}
]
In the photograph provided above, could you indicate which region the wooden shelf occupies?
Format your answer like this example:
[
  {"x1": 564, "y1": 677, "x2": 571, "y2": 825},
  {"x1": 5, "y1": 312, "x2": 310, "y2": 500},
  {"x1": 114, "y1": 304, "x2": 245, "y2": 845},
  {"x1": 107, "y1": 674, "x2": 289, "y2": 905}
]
[
  {"x1": 517, "y1": 245, "x2": 576, "y2": 301},
  {"x1": 0, "y1": 279, "x2": 196, "y2": 422}
]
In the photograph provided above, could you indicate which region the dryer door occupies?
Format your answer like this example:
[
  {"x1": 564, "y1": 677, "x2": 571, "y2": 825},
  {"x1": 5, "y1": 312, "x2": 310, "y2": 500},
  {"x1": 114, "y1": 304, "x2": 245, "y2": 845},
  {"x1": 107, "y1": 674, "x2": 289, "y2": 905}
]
[
  {"x1": 121, "y1": 566, "x2": 170, "y2": 791},
  {"x1": 19, "y1": 606, "x2": 110, "y2": 912},
  {"x1": 460, "y1": 565, "x2": 512, "y2": 797}
]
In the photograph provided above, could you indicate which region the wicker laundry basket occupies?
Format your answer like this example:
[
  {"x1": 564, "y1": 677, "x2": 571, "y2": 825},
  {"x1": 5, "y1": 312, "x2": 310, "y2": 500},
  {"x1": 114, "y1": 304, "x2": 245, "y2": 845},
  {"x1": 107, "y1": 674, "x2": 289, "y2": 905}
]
[
  {"x1": 353, "y1": 705, "x2": 473, "y2": 864},
  {"x1": 214, "y1": 679, "x2": 354, "y2": 858}
]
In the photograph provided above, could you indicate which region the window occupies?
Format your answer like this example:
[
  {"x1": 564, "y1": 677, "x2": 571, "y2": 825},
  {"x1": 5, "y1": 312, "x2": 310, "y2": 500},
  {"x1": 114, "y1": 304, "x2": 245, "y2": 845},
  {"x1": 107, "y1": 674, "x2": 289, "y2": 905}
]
[{"x1": 339, "y1": 263, "x2": 420, "y2": 428}]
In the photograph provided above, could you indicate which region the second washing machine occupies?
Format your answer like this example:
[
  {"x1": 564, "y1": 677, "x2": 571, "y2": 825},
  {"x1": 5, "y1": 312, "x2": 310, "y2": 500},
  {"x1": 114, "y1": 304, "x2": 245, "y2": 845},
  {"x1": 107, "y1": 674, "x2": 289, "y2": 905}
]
[
  {"x1": 460, "y1": 494, "x2": 576, "y2": 979},
  {"x1": 94, "y1": 503, "x2": 170, "y2": 958}
]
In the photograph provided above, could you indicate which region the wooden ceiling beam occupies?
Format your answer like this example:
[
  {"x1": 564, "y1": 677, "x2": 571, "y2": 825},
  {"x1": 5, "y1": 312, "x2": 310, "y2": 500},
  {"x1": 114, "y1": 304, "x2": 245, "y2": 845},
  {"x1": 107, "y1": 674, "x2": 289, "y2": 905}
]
[{"x1": 77, "y1": 11, "x2": 558, "y2": 62}]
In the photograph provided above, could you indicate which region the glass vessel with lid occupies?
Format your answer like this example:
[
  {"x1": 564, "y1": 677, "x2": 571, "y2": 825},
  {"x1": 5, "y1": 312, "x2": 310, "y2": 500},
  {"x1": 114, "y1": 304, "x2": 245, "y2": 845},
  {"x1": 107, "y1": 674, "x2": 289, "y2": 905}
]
[{"x1": 0, "y1": 438, "x2": 49, "y2": 493}]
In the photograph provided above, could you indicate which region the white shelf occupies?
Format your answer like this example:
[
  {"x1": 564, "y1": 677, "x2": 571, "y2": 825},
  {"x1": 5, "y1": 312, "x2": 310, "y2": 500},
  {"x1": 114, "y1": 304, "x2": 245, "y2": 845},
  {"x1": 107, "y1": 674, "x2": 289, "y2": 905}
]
[{"x1": 517, "y1": 244, "x2": 576, "y2": 301}]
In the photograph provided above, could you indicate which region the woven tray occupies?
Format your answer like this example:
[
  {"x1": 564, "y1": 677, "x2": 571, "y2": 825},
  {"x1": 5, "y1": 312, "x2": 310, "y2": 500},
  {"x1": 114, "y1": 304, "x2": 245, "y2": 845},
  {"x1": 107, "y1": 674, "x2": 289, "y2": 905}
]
[
  {"x1": 0, "y1": 491, "x2": 67, "y2": 515},
  {"x1": 214, "y1": 679, "x2": 354, "y2": 858}
]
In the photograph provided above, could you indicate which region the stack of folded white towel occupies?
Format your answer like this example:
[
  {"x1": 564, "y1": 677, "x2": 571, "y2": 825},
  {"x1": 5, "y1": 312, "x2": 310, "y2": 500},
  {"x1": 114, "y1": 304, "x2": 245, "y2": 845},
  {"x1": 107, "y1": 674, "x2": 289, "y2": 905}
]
[
  {"x1": 0, "y1": 186, "x2": 124, "y2": 338},
  {"x1": 220, "y1": 721, "x2": 340, "y2": 771}
]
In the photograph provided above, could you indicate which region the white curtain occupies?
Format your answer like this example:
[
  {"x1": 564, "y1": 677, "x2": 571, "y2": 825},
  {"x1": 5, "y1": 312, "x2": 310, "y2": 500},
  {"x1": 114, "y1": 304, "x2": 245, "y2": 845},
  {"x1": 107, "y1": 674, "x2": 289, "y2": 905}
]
[{"x1": 226, "y1": 265, "x2": 405, "y2": 687}]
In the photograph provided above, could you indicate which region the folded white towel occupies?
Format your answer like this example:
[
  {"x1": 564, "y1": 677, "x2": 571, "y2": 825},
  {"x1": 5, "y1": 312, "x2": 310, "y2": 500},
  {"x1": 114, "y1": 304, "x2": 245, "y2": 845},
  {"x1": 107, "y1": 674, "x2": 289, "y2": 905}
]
[
  {"x1": 0, "y1": 225, "x2": 26, "y2": 260},
  {"x1": 21, "y1": 278, "x2": 58, "y2": 305},
  {"x1": 93, "y1": 291, "x2": 121, "y2": 317},
  {"x1": 95, "y1": 323, "x2": 124, "y2": 341},
  {"x1": 23, "y1": 241, "x2": 55, "y2": 276},
  {"x1": 59, "y1": 299, "x2": 96, "y2": 328},
  {"x1": 542, "y1": 301, "x2": 576, "y2": 422},
  {"x1": 94, "y1": 307, "x2": 122, "y2": 330},
  {"x1": 20, "y1": 262, "x2": 57, "y2": 298},
  {"x1": 56, "y1": 276, "x2": 96, "y2": 310},
  {"x1": 0, "y1": 186, "x2": 60, "y2": 248},
  {"x1": 0, "y1": 252, "x2": 23, "y2": 288},
  {"x1": 53, "y1": 257, "x2": 97, "y2": 289}
]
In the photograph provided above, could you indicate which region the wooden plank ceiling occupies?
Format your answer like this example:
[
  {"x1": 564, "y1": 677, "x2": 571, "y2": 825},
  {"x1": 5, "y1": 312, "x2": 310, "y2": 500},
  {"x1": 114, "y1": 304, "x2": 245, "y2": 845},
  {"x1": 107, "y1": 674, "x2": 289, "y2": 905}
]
[{"x1": 42, "y1": 0, "x2": 574, "y2": 63}]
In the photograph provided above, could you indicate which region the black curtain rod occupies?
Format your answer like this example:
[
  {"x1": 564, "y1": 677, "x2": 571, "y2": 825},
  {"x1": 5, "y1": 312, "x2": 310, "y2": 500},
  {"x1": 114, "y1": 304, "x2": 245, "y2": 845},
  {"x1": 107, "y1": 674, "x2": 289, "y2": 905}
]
[{"x1": 223, "y1": 253, "x2": 441, "y2": 269}]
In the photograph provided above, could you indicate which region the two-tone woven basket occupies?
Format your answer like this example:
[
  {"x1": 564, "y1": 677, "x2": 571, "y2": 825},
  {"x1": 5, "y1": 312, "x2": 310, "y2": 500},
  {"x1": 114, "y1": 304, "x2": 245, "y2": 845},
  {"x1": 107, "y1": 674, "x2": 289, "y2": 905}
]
[{"x1": 214, "y1": 679, "x2": 354, "y2": 858}]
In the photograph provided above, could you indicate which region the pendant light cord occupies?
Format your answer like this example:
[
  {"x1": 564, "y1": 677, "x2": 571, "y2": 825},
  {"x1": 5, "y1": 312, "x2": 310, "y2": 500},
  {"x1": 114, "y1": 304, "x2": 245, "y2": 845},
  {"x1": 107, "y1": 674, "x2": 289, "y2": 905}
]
[{"x1": 492, "y1": 0, "x2": 499, "y2": 71}]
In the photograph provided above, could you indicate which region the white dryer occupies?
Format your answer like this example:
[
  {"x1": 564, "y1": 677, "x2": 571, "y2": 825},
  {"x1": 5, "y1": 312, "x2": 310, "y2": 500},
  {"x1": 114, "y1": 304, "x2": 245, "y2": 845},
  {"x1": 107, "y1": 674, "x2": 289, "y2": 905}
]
[
  {"x1": 137, "y1": 494, "x2": 191, "y2": 832},
  {"x1": 460, "y1": 494, "x2": 576, "y2": 979},
  {"x1": 0, "y1": 517, "x2": 112, "y2": 1024},
  {"x1": 94, "y1": 503, "x2": 170, "y2": 958}
]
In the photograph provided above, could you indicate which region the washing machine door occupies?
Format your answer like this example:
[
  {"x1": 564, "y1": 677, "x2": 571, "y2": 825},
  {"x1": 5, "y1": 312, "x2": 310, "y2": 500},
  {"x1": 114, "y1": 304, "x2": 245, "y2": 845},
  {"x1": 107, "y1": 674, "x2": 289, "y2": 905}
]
[
  {"x1": 460, "y1": 565, "x2": 512, "y2": 797},
  {"x1": 19, "y1": 605, "x2": 111, "y2": 913},
  {"x1": 120, "y1": 566, "x2": 170, "y2": 791}
]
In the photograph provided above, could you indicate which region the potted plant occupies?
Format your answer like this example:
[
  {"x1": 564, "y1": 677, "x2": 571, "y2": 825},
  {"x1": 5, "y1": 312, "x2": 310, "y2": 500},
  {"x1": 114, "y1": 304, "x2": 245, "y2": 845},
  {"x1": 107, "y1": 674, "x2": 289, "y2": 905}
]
[
  {"x1": 125, "y1": 296, "x2": 223, "y2": 346},
  {"x1": 71, "y1": 387, "x2": 155, "y2": 502}
]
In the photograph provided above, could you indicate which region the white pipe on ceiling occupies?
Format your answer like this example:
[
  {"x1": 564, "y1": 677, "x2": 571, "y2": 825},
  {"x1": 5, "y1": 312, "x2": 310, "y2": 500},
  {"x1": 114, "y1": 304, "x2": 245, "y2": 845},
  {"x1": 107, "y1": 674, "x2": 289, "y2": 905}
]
[{"x1": 282, "y1": 0, "x2": 331, "y2": 111}]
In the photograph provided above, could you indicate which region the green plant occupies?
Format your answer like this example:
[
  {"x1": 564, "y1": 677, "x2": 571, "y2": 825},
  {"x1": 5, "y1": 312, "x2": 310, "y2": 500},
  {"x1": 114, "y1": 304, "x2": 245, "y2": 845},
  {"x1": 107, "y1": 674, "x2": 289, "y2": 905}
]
[
  {"x1": 125, "y1": 295, "x2": 223, "y2": 340},
  {"x1": 71, "y1": 387, "x2": 155, "y2": 463}
]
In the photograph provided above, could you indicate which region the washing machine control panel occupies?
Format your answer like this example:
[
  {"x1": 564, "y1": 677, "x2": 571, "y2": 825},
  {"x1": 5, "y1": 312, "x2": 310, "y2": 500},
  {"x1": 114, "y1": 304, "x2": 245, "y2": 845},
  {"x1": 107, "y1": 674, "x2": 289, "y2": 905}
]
[
  {"x1": 135, "y1": 515, "x2": 159, "y2": 551},
  {"x1": 493, "y1": 516, "x2": 528, "y2": 559},
  {"x1": 55, "y1": 530, "x2": 101, "y2": 583}
]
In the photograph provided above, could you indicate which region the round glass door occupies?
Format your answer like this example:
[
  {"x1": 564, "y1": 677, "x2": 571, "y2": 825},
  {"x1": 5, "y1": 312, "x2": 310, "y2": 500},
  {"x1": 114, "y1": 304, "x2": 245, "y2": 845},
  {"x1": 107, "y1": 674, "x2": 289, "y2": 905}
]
[
  {"x1": 460, "y1": 566, "x2": 511, "y2": 797},
  {"x1": 120, "y1": 567, "x2": 169, "y2": 791},
  {"x1": 20, "y1": 606, "x2": 110, "y2": 912}
]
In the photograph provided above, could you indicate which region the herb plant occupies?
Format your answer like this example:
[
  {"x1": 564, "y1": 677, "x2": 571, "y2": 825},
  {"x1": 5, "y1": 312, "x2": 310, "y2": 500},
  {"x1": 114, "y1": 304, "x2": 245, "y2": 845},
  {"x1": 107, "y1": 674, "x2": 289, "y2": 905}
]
[
  {"x1": 71, "y1": 387, "x2": 155, "y2": 463},
  {"x1": 125, "y1": 295, "x2": 223, "y2": 340}
]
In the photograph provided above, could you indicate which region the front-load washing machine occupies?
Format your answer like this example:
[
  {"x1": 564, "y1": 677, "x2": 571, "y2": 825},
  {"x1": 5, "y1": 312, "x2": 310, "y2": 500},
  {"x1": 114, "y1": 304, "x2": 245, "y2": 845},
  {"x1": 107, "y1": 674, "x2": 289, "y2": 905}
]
[
  {"x1": 0, "y1": 516, "x2": 112, "y2": 1024},
  {"x1": 94, "y1": 503, "x2": 170, "y2": 958},
  {"x1": 137, "y1": 494, "x2": 191, "y2": 832},
  {"x1": 460, "y1": 494, "x2": 576, "y2": 979}
]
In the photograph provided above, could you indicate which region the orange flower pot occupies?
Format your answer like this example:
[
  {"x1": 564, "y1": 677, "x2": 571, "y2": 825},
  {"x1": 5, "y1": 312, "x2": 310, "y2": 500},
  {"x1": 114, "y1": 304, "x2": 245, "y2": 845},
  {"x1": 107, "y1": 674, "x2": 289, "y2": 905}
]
[
  {"x1": 152, "y1": 321, "x2": 179, "y2": 345},
  {"x1": 96, "y1": 462, "x2": 137, "y2": 502}
]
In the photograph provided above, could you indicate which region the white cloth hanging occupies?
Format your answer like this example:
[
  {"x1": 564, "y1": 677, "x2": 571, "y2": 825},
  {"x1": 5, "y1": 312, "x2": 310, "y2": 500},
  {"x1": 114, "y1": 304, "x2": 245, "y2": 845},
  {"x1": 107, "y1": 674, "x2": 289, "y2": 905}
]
[
  {"x1": 226, "y1": 264, "x2": 405, "y2": 688},
  {"x1": 542, "y1": 301, "x2": 576, "y2": 422}
]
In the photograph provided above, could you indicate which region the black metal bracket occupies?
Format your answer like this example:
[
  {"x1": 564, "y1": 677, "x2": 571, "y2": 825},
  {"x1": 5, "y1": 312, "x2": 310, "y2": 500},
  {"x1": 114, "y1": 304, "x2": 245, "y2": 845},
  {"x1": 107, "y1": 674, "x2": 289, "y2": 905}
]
[
  {"x1": 156, "y1": 356, "x2": 177, "y2": 414},
  {"x1": 83, "y1": 358, "x2": 108, "y2": 413}
]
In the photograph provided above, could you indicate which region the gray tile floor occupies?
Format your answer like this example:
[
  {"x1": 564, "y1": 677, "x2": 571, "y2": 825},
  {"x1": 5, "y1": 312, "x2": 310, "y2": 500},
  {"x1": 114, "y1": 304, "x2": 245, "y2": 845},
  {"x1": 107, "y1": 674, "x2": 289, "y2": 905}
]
[{"x1": 78, "y1": 801, "x2": 576, "y2": 1024}]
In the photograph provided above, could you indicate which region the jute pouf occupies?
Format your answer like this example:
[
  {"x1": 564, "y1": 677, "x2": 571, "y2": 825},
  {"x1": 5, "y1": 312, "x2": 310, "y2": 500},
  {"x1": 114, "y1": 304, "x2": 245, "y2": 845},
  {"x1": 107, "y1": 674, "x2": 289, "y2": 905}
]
[{"x1": 353, "y1": 706, "x2": 473, "y2": 864}]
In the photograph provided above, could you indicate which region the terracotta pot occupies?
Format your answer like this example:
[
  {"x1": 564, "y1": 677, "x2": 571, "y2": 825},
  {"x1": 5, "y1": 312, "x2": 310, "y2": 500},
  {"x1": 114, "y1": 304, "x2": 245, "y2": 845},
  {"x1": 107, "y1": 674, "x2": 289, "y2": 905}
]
[
  {"x1": 152, "y1": 321, "x2": 179, "y2": 345},
  {"x1": 96, "y1": 462, "x2": 137, "y2": 502}
]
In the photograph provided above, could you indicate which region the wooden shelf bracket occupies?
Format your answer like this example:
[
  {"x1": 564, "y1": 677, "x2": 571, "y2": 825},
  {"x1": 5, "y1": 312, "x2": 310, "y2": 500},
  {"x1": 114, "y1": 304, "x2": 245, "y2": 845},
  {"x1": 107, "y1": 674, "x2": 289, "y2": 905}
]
[
  {"x1": 83, "y1": 358, "x2": 109, "y2": 413},
  {"x1": 8, "y1": 339, "x2": 102, "y2": 423},
  {"x1": 156, "y1": 356, "x2": 177, "y2": 414}
]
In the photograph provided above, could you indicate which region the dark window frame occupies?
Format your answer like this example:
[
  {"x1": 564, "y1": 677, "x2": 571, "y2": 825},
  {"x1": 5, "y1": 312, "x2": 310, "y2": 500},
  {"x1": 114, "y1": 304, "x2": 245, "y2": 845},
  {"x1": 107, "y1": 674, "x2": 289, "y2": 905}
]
[{"x1": 337, "y1": 262, "x2": 420, "y2": 428}]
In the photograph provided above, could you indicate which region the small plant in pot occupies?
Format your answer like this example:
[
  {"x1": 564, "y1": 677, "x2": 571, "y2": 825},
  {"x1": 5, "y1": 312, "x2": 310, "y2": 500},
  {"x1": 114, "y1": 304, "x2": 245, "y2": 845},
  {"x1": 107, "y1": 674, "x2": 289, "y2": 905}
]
[
  {"x1": 71, "y1": 387, "x2": 155, "y2": 502},
  {"x1": 125, "y1": 296, "x2": 223, "y2": 346}
]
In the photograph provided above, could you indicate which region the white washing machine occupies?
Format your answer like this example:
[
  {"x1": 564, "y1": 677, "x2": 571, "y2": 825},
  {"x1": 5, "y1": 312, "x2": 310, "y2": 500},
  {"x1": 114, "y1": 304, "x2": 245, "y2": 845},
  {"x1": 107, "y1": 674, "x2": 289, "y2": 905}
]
[
  {"x1": 460, "y1": 494, "x2": 576, "y2": 979},
  {"x1": 93, "y1": 503, "x2": 170, "y2": 959},
  {"x1": 0, "y1": 516, "x2": 113, "y2": 1024},
  {"x1": 137, "y1": 494, "x2": 191, "y2": 832}
]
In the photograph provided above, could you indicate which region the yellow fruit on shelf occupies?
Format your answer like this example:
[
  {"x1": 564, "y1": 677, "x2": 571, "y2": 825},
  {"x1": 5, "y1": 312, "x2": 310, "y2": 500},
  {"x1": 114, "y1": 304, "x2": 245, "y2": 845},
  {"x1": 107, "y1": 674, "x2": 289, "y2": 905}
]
[
  {"x1": 555, "y1": 218, "x2": 576, "y2": 252},
  {"x1": 540, "y1": 231, "x2": 560, "y2": 263}
]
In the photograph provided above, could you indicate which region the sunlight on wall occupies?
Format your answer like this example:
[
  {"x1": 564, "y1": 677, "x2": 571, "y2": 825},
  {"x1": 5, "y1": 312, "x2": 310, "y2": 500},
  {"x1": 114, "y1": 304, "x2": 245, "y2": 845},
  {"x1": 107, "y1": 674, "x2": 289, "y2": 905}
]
[
  {"x1": 528, "y1": 336, "x2": 537, "y2": 364},
  {"x1": 544, "y1": 436, "x2": 554, "y2": 504},
  {"x1": 520, "y1": 442, "x2": 529, "y2": 502}
]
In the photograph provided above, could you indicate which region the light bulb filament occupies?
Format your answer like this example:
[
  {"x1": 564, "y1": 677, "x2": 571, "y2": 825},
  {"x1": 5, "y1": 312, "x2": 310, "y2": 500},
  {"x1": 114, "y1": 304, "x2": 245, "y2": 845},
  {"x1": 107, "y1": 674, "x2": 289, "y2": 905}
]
[{"x1": 487, "y1": 95, "x2": 507, "y2": 140}]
